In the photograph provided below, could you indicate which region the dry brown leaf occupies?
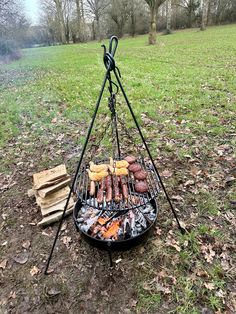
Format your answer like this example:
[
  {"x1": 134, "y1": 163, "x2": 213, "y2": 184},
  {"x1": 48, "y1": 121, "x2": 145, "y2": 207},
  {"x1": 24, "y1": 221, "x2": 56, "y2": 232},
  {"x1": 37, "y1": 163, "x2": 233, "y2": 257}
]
[
  {"x1": 166, "y1": 238, "x2": 181, "y2": 252},
  {"x1": 30, "y1": 266, "x2": 40, "y2": 276},
  {"x1": 0, "y1": 259, "x2": 7, "y2": 269},
  {"x1": 204, "y1": 282, "x2": 215, "y2": 290},
  {"x1": 22, "y1": 240, "x2": 31, "y2": 249},
  {"x1": 184, "y1": 180, "x2": 195, "y2": 186},
  {"x1": 161, "y1": 170, "x2": 173, "y2": 178},
  {"x1": 62, "y1": 236, "x2": 72, "y2": 247},
  {"x1": 201, "y1": 244, "x2": 215, "y2": 263}
]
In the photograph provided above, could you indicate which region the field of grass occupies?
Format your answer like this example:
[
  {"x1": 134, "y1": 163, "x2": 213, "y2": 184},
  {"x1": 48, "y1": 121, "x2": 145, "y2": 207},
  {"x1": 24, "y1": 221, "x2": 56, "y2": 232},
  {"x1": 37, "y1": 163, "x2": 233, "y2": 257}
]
[{"x1": 0, "y1": 24, "x2": 235, "y2": 313}]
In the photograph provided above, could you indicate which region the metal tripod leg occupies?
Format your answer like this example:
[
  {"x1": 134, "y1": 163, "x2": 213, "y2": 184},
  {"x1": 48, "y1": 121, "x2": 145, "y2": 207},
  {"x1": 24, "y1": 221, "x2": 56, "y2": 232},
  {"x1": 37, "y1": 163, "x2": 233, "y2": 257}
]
[
  {"x1": 44, "y1": 73, "x2": 109, "y2": 275},
  {"x1": 113, "y1": 69, "x2": 185, "y2": 235}
]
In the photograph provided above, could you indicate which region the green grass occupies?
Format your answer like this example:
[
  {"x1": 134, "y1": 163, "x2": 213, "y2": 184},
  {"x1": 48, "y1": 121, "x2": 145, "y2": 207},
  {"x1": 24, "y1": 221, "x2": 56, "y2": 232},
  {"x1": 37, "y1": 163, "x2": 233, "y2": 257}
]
[{"x1": 0, "y1": 24, "x2": 236, "y2": 150}]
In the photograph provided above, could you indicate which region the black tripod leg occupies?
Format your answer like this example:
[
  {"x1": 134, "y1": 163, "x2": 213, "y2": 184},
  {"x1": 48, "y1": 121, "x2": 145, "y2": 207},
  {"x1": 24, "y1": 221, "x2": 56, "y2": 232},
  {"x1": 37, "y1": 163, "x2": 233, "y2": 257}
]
[
  {"x1": 113, "y1": 70, "x2": 185, "y2": 235},
  {"x1": 44, "y1": 73, "x2": 109, "y2": 275}
]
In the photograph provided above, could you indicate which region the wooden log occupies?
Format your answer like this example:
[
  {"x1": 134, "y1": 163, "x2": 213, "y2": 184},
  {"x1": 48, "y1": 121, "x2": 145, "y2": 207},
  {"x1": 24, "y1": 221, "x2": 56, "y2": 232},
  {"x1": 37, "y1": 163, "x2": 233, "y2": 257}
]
[
  {"x1": 33, "y1": 175, "x2": 69, "y2": 190},
  {"x1": 36, "y1": 186, "x2": 70, "y2": 209},
  {"x1": 33, "y1": 165, "x2": 67, "y2": 190},
  {"x1": 41, "y1": 197, "x2": 74, "y2": 216},
  {"x1": 37, "y1": 206, "x2": 73, "y2": 227},
  {"x1": 37, "y1": 177, "x2": 71, "y2": 198}
]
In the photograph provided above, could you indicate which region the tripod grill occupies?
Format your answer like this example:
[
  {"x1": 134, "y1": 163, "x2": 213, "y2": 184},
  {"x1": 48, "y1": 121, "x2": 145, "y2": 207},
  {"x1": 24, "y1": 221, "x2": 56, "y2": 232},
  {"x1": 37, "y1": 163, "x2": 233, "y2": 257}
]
[{"x1": 44, "y1": 36, "x2": 185, "y2": 274}]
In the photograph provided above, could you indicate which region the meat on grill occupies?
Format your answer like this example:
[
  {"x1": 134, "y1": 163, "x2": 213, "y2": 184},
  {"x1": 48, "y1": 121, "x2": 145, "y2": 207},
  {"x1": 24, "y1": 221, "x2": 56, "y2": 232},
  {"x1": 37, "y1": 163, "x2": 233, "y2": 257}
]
[
  {"x1": 134, "y1": 170, "x2": 147, "y2": 180},
  {"x1": 128, "y1": 163, "x2": 142, "y2": 173},
  {"x1": 135, "y1": 181, "x2": 148, "y2": 193},
  {"x1": 124, "y1": 156, "x2": 137, "y2": 164}
]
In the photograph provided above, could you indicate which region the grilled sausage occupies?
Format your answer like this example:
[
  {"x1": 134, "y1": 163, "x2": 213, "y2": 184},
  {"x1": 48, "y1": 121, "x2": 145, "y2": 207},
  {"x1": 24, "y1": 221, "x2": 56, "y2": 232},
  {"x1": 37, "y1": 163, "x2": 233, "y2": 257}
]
[
  {"x1": 106, "y1": 186, "x2": 112, "y2": 202},
  {"x1": 89, "y1": 180, "x2": 95, "y2": 196},
  {"x1": 120, "y1": 176, "x2": 128, "y2": 200},
  {"x1": 113, "y1": 176, "x2": 121, "y2": 203},
  {"x1": 105, "y1": 175, "x2": 112, "y2": 189},
  {"x1": 97, "y1": 189, "x2": 103, "y2": 203}
]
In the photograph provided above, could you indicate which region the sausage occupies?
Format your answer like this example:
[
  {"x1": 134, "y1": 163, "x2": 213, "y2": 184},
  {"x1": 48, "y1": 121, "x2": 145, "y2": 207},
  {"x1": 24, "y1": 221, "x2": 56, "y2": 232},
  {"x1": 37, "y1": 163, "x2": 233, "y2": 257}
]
[
  {"x1": 106, "y1": 186, "x2": 112, "y2": 202},
  {"x1": 120, "y1": 176, "x2": 128, "y2": 200},
  {"x1": 105, "y1": 175, "x2": 112, "y2": 190},
  {"x1": 89, "y1": 180, "x2": 95, "y2": 196},
  {"x1": 97, "y1": 189, "x2": 103, "y2": 203},
  {"x1": 112, "y1": 176, "x2": 121, "y2": 203},
  {"x1": 100, "y1": 178, "x2": 106, "y2": 191}
]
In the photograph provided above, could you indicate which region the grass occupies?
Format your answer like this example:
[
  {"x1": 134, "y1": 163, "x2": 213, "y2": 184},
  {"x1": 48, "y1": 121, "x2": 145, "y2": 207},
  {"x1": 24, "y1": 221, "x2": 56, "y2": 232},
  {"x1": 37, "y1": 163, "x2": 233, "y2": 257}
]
[{"x1": 0, "y1": 24, "x2": 236, "y2": 313}]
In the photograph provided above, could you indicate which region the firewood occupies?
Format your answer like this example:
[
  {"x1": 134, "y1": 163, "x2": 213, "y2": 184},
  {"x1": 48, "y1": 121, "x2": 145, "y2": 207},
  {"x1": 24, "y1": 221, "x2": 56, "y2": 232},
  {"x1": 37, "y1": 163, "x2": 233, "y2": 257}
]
[
  {"x1": 37, "y1": 206, "x2": 73, "y2": 227},
  {"x1": 33, "y1": 175, "x2": 69, "y2": 190},
  {"x1": 37, "y1": 177, "x2": 71, "y2": 198},
  {"x1": 36, "y1": 186, "x2": 70, "y2": 208},
  {"x1": 33, "y1": 164, "x2": 67, "y2": 190},
  {"x1": 41, "y1": 197, "x2": 74, "y2": 216}
]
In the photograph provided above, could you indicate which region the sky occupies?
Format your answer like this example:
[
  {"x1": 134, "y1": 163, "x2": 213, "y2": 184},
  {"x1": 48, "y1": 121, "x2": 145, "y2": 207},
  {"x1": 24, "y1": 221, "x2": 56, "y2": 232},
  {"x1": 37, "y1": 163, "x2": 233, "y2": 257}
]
[{"x1": 23, "y1": 0, "x2": 40, "y2": 25}]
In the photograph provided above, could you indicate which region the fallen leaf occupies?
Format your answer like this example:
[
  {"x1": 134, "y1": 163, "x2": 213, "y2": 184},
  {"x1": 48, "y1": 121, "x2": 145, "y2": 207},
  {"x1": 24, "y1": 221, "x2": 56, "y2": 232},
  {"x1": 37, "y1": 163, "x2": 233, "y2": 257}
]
[
  {"x1": 9, "y1": 291, "x2": 16, "y2": 299},
  {"x1": 47, "y1": 288, "x2": 61, "y2": 297},
  {"x1": 13, "y1": 253, "x2": 28, "y2": 264},
  {"x1": 22, "y1": 240, "x2": 31, "y2": 249},
  {"x1": 161, "y1": 170, "x2": 173, "y2": 178},
  {"x1": 184, "y1": 180, "x2": 195, "y2": 186},
  {"x1": 62, "y1": 236, "x2": 72, "y2": 247},
  {"x1": 166, "y1": 238, "x2": 181, "y2": 252},
  {"x1": 201, "y1": 244, "x2": 215, "y2": 263},
  {"x1": 0, "y1": 259, "x2": 7, "y2": 269},
  {"x1": 30, "y1": 266, "x2": 40, "y2": 276},
  {"x1": 204, "y1": 282, "x2": 215, "y2": 290}
]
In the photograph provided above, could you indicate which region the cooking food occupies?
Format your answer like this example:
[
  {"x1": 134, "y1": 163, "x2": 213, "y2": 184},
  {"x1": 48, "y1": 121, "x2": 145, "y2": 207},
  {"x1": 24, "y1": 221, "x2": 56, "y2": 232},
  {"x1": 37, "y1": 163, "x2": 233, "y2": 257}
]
[
  {"x1": 135, "y1": 181, "x2": 148, "y2": 193},
  {"x1": 134, "y1": 170, "x2": 147, "y2": 180},
  {"x1": 128, "y1": 163, "x2": 142, "y2": 173},
  {"x1": 113, "y1": 176, "x2": 121, "y2": 203},
  {"x1": 87, "y1": 169, "x2": 108, "y2": 181},
  {"x1": 97, "y1": 188, "x2": 104, "y2": 203},
  {"x1": 124, "y1": 156, "x2": 137, "y2": 164},
  {"x1": 120, "y1": 176, "x2": 128, "y2": 199},
  {"x1": 110, "y1": 157, "x2": 129, "y2": 169},
  {"x1": 106, "y1": 186, "x2": 112, "y2": 202},
  {"x1": 89, "y1": 180, "x2": 95, "y2": 196},
  {"x1": 108, "y1": 166, "x2": 128, "y2": 176},
  {"x1": 89, "y1": 161, "x2": 108, "y2": 172}
]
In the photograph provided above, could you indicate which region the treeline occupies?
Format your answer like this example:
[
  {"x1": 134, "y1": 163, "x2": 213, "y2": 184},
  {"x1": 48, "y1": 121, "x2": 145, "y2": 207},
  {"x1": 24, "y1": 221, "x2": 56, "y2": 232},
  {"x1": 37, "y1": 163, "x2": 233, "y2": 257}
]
[
  {"x1": 38, "y1": 0, "x2": 236, "y2": 45},
  {"x1": 0, "y1": 0, "x2": 236, "y2": 53}
]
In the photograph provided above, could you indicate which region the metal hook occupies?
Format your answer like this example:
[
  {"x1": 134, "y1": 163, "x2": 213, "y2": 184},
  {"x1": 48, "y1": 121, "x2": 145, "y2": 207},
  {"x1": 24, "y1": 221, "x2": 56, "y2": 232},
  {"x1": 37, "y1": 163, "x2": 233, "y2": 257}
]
[{"x1": 109, "y1": 36, "x2": 118, "y2": 57}]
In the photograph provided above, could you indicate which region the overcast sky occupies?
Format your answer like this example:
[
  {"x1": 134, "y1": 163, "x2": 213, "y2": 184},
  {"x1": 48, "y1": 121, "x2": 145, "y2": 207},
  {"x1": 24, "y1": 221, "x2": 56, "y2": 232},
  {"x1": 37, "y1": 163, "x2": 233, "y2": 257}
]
[{"x1": 23, "y1": 0, "x2": 40, "y2": 25}]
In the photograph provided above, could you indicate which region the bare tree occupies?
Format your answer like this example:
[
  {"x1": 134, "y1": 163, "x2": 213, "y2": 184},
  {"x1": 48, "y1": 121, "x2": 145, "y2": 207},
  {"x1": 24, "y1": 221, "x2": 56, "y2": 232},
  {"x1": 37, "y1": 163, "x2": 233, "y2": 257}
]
[
  {"x1": 166, "y1": 0, "x2": 172, "y2": 33},
  {"x1": 144, "y1": 0, "x2": 166, "y2": 44},
  {"x1": 109, "y1": 0, "x2": 131, "y2": 38},
  {"x1": 85, "y1": 0, "x2": 108, "y2": 41},
  {"x1": 200, "y1": 0, "x2": 210, "y2": 30},
  {"x1": 53, "y1": 0, "x2": 67, "y2": 43}
]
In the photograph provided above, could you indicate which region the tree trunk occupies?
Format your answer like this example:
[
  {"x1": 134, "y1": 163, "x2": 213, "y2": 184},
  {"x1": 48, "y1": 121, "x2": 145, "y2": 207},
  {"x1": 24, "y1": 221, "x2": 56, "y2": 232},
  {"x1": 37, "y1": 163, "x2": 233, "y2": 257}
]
[
  {"x1": 96, "y1": 16, "x2": 101, "y2": 41},
  {"x1": 130, "y1": 0, "x2": 136, "y2": 37},
  {"x1": 75, "y1": 0, "x2": 81, "y2": 41},
  {"x1": 200, "y1": 0, "x2": 209, "y2": 30},
  {"x1": 166, "y1": 0, "x2": 172, "y2": 34},
  {"x1": 54, "y1": 0, "x2": 66, "y2": 44},
  {"x1": 149, "y1": 6, "x2": 157, "y2": 44}
]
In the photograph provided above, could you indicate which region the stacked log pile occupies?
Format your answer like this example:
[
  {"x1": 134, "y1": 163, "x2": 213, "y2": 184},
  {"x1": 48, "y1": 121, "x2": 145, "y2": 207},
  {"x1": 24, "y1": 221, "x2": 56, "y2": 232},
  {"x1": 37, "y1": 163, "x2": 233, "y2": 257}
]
[{"x1": 28, "y1": 165, "x2": 74, "y2": 227}]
